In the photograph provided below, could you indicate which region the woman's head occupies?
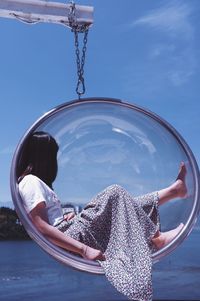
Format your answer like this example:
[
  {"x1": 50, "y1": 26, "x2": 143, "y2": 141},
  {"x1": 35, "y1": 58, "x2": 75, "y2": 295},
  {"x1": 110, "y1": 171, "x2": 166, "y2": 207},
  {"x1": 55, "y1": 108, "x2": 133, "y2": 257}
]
[{"x1": 17, "y1": 131, "x2": 59, "y2": 189}]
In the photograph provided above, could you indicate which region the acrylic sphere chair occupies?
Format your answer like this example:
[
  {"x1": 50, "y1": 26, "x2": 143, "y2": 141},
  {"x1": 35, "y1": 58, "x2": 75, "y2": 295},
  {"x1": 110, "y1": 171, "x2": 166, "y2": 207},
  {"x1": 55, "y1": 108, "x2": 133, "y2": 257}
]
[{"x1": 10, "y1": 97, "x2": 200, "y2": 274}]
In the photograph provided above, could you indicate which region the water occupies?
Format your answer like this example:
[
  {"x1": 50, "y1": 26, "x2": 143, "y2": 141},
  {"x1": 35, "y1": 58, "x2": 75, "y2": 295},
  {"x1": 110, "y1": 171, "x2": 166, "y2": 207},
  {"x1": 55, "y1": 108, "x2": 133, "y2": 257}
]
[{"x1": 0, "y1": 231, "x2": 200, "y2": 301}]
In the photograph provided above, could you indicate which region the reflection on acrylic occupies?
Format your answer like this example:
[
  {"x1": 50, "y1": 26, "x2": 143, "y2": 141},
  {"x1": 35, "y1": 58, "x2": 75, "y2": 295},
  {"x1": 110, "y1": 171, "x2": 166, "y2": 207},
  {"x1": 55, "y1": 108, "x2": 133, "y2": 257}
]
[{"x1": 36, "y1": 101, "x2": 195, "y2": 233}]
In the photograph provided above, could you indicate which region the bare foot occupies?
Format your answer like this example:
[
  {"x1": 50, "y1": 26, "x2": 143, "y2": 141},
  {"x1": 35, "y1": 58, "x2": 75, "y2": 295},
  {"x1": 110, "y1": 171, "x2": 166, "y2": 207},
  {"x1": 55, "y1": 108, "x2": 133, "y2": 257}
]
[
  {"x1": 152, "y1": 223, "x2": 184, "y2": 249},
  {"x1": 171, "y1": 162, "x2": 187, "y2": 198}
]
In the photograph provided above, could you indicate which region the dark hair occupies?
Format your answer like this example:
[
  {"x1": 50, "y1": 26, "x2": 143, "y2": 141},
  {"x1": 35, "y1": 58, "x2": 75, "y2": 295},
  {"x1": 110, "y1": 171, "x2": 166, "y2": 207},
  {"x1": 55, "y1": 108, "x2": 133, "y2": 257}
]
[{"x1": 17, "y1": 131, "x2": 59, "y2": 189}]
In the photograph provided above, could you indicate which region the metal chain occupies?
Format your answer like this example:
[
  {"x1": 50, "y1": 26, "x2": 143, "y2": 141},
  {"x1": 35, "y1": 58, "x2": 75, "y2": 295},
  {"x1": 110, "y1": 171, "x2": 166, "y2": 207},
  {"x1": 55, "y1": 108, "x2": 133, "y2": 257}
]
[
  {"x1": 74, "y1": 29, "x2": 88, "y2": 98},
  {"x1": 68, "y1": 1, "x2": 89, "y2": 99}
]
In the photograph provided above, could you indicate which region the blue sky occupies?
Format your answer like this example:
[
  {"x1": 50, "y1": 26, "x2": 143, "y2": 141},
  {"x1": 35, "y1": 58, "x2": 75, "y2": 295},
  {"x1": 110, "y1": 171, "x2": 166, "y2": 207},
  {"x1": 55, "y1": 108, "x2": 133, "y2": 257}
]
[{"x1": 0, "y1": 0, "x2": 199, "y2": 207}]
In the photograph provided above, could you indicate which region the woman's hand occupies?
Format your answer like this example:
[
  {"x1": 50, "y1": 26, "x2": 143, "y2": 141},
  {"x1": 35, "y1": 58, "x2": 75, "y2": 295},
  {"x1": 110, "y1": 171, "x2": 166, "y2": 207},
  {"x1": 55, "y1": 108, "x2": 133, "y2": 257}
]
[
  {"x1": 82, "y1": 245, "x2": 106, "y2": 261},
  {"x1": 64, "y1": 212, "x2": 75, "y2": 221}
]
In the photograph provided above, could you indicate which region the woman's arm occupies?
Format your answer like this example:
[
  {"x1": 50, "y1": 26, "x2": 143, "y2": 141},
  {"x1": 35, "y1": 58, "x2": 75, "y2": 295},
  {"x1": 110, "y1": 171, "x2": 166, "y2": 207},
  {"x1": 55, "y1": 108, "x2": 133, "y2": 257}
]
[{"x1": 30, "y1": 202, "x2": 105, "y2": 261}]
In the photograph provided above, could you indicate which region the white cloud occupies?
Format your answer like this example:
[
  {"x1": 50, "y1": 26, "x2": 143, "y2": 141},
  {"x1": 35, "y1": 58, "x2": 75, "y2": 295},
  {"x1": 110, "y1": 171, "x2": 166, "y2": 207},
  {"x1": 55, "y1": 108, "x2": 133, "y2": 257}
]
[
  {"x1": 149, "y1": 44, "x2": 176, "y2": 58},
  {"x1": 132, "y1": 1, "x2": 194, "y2": 40},
  {"x1": 0, "y1": 146, "x2": 14, "y2": 155},
  {"x1": 167, "y1": 46, "x2": 196, "y2": 86},
  {"x1": 123, "y1": 1, "x2": 196, "y2": 91}
]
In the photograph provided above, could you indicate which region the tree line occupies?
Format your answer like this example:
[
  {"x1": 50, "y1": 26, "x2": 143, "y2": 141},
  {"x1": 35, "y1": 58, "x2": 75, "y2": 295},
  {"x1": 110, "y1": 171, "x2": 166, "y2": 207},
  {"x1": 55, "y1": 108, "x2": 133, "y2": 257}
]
[{"x1": 0, "y1": 207, "x2": 30, "y2": 240}]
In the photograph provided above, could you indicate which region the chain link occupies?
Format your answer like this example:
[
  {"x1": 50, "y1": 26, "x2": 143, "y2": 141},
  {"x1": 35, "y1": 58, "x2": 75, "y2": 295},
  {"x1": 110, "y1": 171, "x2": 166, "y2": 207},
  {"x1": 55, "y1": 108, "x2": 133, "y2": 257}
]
[
  {"x1": 68, "y1": 1, "x2": 89, "y2": 99},
  {"x1": 74, "y1": 29, "x2": 88, "y2": 98}
]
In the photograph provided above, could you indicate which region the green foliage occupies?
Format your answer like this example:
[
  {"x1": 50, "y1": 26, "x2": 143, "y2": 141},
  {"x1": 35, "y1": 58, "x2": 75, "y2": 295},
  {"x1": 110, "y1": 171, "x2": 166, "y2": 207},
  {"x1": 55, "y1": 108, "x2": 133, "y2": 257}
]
[{"x1": 0, "y1": 207, "x2": 30, "y2": 240}]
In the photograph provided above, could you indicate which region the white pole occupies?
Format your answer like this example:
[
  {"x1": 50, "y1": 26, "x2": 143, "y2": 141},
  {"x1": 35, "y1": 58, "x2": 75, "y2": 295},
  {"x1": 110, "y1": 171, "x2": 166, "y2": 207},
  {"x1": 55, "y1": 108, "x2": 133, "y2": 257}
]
[{"x1": 0, "y1": 0, "x2": 93, "y2": 27}]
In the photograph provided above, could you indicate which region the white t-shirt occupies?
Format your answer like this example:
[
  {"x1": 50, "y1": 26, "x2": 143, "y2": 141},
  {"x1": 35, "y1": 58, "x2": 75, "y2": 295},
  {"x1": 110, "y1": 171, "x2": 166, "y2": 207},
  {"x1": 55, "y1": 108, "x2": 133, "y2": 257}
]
[{"x1": 18, "y1": 174, "x2": 64, "y2": 226}]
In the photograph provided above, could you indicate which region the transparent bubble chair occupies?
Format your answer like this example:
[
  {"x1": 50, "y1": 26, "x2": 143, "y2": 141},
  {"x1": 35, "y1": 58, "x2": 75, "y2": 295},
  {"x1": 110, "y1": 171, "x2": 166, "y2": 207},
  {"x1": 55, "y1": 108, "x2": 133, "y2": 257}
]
[{"x1": 10, "y1": 97, "x2": 200, "y2": 274}]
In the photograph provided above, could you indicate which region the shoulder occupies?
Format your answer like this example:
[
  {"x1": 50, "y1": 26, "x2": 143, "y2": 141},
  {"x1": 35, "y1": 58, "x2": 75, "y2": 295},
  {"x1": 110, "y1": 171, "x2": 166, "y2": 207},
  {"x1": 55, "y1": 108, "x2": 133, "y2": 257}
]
[
  {"x1": 18, "y1": 174, "x2": 49, "y2": 197},
  {"x1": 18, "y1": 175, "x2": 48, "y2": 213},
  {"x1": 19, "y1": 174, "x2": 45, "y2": 189}
]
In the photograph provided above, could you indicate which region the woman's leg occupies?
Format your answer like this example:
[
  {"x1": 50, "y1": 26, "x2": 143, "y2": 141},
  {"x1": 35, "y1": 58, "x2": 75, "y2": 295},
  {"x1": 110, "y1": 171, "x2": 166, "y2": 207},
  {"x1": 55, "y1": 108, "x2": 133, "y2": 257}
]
[
  {"x1": 152, "y1": 163, "x2": 187, "y2": 249},
  {"x1": 157, "y1": 162, "x2": 187, "y2": 206},
  {"x1": 152, "y1": 223, "x2": 184, "y2": 249}
]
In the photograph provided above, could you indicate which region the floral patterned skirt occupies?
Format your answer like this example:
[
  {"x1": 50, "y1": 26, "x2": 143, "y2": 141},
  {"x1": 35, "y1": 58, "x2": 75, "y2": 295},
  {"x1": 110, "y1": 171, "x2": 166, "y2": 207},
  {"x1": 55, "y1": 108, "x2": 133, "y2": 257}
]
[{"x1": 56, "y1": 184, "x2": 160, "y2": 301}]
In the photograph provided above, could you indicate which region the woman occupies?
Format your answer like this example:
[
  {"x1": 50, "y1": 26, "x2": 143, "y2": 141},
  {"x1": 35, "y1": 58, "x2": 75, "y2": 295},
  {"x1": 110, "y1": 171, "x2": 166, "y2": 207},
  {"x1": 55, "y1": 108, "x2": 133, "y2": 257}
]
[{"x1": 18, "y1": 131, "x2": 187, "y2": 301}]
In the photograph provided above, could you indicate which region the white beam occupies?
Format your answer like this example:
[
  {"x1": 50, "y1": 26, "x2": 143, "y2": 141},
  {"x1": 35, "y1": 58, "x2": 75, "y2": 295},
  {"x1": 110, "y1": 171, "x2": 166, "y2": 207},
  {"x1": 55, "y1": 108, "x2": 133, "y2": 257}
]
[{"x1": 0, "y1": 0, "x2": 93, "y2": 27}]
